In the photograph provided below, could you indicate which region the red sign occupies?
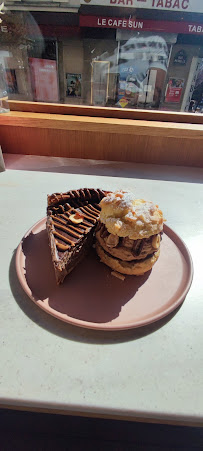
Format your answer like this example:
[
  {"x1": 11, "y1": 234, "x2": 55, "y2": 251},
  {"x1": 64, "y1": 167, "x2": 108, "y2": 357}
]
[
  {"x1": 29, "y1": 58, "x2": 59, "y2": 102},
  {"x1": 80, "y1": 15, "x2": 203, "y2": 35},
  {"x1": 165, "y1": 78, "x2": 184, "y2": 103}
]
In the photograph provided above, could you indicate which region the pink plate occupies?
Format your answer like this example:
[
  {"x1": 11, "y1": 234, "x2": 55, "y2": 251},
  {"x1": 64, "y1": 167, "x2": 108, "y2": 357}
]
[{"x1": 15, "y1": 218, "x2": 193, "y2": 331}]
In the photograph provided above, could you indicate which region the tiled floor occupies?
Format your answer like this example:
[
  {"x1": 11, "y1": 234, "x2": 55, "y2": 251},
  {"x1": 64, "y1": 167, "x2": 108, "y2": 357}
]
[{"x1": 0, "y1": 409, "x2": 203, "y2": 450}]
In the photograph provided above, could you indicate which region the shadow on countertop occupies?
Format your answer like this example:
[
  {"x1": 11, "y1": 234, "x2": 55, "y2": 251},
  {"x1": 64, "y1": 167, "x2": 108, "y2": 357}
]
[
  {"x1": 9, "y1": 240, "x2": 182, "y2": 345},
  {"x1": 4, "y1": 154, "x2": 203, "y2": 184}
]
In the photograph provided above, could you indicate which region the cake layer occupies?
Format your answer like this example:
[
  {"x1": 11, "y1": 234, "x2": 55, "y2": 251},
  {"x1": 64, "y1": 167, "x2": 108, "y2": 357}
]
[{"x1": 47, "y1": 188, "x2": 107, "y2": 284}]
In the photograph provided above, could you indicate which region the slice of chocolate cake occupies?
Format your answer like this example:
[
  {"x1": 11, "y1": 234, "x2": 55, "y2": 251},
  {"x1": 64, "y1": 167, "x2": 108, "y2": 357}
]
[{"x1": 46, "y1": 188, "x2": 106, "y2": 284}]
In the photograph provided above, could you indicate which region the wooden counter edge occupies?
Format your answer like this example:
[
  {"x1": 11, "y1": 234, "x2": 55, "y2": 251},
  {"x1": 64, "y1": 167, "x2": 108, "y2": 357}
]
[
  {"x1": 9, "y1": 100, "x2": 203, "y2": 125},
  {"x1": 1, "y1": 111, "x2": 203, "y2": 139}
]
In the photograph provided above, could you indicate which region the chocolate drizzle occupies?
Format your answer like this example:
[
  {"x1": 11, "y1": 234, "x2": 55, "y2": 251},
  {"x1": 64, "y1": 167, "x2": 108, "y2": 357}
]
[
  {"x1": 52, "y1": 205, "x2": 101, "y2": 252},
  {"x1": 48, "y1": 188, "x2": 105, "y2": 208},
  {"x1": 47, "y1": 188, "x2": 107, "y2": 256}
]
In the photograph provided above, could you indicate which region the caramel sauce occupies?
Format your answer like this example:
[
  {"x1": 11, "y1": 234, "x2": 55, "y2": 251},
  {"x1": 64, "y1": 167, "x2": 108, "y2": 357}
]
[
  {"x1": 61, "y1": 213, "x2": 71, "y2": 220},
  {"x1": 52, "y1": 220, "x2": 82, "y2": 239},
  {"x1": 89, "y1": 204, "x2": 100, "y2": 214},
  {"x1": 51, "y1": 215, "x2": 67, "y2": 225},
  {"x1": 83, "y1": 205, "x2": 99, "y2": 218},
  {"x1": 79, "y1": 207, "x2": 97, "y2": 222},
  {"x1": 53, "y1": 230, "x2": 75, "y2": 246},
  {"x1": 60, "y1": 212, "x2": 91, "y2": 230},
  {"x1": 48, "y1": 188, "x2": 106, "y2": 255},
  {"x1": 55, "y1": 240, "x2": 70, "y2": 251},
  {"x1": 64, "y1": 223, "x2": 87, "y2": 234}
]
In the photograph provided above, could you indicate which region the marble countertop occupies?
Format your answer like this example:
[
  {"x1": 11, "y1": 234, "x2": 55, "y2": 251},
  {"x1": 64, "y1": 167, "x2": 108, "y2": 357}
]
[{"x1": 1, "y1": 153, "x2": 203, "y2": 425}]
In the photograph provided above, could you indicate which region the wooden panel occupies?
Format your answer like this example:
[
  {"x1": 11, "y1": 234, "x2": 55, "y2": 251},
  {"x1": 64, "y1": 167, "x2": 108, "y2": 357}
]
[
  {"x1": 8, "y1": 100, "x2": 203, "y2": 125},
  {"x1": 1, "y1": 111, "x2": 203, "y2": 138},
  {"x1": 1, "y1": 112, "x2": 203, "y2": 167}
]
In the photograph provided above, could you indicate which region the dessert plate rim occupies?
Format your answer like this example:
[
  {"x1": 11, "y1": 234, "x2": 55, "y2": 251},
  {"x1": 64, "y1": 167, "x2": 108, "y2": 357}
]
[{"x1": 15, "y1": 218, "x2": 193, "y2": 331}]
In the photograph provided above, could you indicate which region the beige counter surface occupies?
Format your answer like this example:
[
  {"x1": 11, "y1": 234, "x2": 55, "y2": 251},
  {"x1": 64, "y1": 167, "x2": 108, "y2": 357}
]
[{"x1": 0, "y1": 154, "x2": 203, "y2": 425}]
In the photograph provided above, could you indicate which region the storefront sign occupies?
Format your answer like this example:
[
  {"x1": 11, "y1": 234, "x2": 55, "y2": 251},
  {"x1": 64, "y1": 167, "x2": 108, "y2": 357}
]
[
  {"x1": 80, "y1": 15, "x2": 203, "y2": 35},
  {"x1": 165, "y1": 77, "x2": 184, "y2": 103},
  {"x1": 81, "y1": 0, "x2": 203, "y2": 14},
  {"x1": 29, "y1": 58, "x2": 59, "y2": 102},
  {"x1": 0, "y1": 25, "x2": 8, "y2": 33}
]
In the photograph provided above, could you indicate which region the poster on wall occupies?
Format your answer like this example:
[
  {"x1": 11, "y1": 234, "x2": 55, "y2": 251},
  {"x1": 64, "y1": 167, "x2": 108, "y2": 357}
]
[
  {"x1": 29, "y1": 58, "x2": 59, "y2": 102},
  {"x1": 165, "y1": 78, "x2": 184, "y2": 103},
  {"x1": 116, "y1": 63, "x2": 141, "y2": 108},
  {"x1": 173, "y1": 50, "x2": 187, "y2": 66},
  {"x1": 66, "y1": 73, "x2": 81, "y2": 97},
  {"x1": 5, "y1": 69, "x2": 18, "y2": 94}
]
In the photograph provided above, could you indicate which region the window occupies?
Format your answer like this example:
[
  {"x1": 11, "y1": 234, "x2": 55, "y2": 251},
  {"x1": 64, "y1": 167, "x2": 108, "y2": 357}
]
[{"x1": 1, "y1": 0, "x2": 203, "y2": 114}]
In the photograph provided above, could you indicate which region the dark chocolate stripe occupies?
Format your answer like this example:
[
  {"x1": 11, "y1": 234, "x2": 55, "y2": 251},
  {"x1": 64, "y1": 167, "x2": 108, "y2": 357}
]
[
  {"x1": 79, "y1": 207, "x2": 97, "y2": 222},
  {"x1": 51, "y1": 215, "x2": 67, "y2": 225},
  {"x1": 89, "y1": 204, "x2": 100, "y2": 214},
  {"x1": 64, "y1": 222, "x2": 89, "y2": 234},
  {"x1": 53, "y1": 221, "x2": 83, "y2": 240},
  {"x1": 47, "y1": 188, "x2": 109, "y2": 256},
  {"x1": 84, "y1": 205, "x2": 100, "y2": 218},
  {"x1": 53, "y1": 230, "x2": 75, "y2": 246}
]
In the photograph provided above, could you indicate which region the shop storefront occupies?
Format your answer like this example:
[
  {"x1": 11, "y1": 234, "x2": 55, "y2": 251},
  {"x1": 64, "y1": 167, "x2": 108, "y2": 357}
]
[
  {"x1": 79, "y1": 6, "x2": 203, "y2": 111},
  {"x1": 0, "y1": 12, "x2": 33, "y2": 101},
  {"x1": 1, "y1": 0, "x2": 203, "y2": 111}
]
